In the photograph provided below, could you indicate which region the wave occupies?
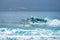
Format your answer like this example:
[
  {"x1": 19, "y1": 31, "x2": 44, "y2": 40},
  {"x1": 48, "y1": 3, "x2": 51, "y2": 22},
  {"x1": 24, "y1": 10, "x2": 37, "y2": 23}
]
[
  {"x1": 46, "y1": 19, "x2": 60, "y2": 26},
  {"x1": 0, "y1": 17, "x2": 60, "y2": 29},
  {"x1": 20, "y1": 17, "x2": 60, "y2": 27},
  {"x1": 0, "y1": 17, "x2": 60, "y2": 40},
  {"x1": 0, "y1": 28, "x2": 60, "y2": 37}
]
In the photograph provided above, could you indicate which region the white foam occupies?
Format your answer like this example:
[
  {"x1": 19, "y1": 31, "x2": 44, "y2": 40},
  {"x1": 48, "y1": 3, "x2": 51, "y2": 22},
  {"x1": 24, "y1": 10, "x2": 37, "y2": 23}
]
[{"x1": 46, "y1": 19, "x2": 60, "y2": 26}]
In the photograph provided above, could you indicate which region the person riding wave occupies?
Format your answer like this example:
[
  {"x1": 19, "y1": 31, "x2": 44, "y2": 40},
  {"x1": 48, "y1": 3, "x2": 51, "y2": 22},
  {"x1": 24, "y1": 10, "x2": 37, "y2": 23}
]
[{"x1": 30, "y1": 16, "x2": 47, "y2": 23}]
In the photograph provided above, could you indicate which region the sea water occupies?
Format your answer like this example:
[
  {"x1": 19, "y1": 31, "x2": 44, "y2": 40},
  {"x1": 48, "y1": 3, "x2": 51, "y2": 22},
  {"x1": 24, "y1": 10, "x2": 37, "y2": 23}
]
[{"x1": 0, "y1": 11, "x2": 60, "y2": 40}]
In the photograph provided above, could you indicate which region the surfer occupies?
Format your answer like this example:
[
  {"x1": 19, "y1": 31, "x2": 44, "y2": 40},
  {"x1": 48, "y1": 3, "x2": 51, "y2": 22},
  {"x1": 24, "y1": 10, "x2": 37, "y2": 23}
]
[{"x1": 30, "y1": 16, "x2": 47, "y2": 23}]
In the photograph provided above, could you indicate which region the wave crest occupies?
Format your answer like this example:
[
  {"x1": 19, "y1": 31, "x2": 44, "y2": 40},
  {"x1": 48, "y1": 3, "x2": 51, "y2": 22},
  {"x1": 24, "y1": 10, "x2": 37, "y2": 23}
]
[{"x1": 21, "y1": 17, "x2": 60, "y2": 27}]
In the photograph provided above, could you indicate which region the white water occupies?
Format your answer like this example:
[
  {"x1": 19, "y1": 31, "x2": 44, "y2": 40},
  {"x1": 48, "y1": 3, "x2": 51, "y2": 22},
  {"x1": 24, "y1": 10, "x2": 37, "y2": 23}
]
[{"x1": 0, "y1": 11, "x2": 60, "y2": 40}]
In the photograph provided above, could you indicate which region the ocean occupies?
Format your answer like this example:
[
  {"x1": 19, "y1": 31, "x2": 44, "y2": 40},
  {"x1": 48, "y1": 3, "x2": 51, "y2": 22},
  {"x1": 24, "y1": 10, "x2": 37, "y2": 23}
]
[{"x1": 0, "y1": 11, "x2": 60, "y2": 40}]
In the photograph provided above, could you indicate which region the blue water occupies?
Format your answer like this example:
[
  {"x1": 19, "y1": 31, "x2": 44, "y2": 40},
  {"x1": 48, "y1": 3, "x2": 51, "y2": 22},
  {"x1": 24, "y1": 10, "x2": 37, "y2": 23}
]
[{"x1": 0, "y1": 11, "x2": 60, "y2": 40}]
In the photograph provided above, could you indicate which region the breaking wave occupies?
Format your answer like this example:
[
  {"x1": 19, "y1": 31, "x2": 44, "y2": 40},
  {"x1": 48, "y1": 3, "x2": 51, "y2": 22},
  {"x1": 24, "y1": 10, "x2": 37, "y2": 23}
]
[
  {"x1": 0, "y1": 27, "x2": 60, "y2": 40},
  {"x1": 20, "y1": 17, "x2": 60, "y2": 27},
  {"x1": 0, "y1": 17, "x2": 60, "y2": 40},
  {"x1": 45, "y1": 18, "x2": 60, "y2": 26}
]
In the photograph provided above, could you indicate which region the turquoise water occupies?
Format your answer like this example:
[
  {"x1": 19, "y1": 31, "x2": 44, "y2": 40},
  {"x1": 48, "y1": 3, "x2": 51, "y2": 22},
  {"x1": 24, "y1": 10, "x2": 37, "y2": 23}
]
[
  {"x1": 0, "y1": 11, "x2": 60, "y2": 40},
  {"x1": 0, "y1": 25, "x2": 60, "y2": 40}
]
